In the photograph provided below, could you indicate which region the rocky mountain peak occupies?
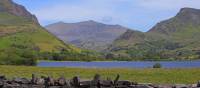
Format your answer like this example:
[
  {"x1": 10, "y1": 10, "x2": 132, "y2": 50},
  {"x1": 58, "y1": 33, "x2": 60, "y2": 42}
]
[
  {"x1": 176, "y1": 7, "x2": 200, "y2": 24},
  {"x1": 77, "y1": 20, "x2": 103, "y2": 26},
  {"x1": 148, "y1": 7, "x2": 200, "y2": 34},
  {"x1": 0, "y1": 0, "x2": 38, "y2": 23},
  {"x1": 178, "y1": 7, "x2": 200, "y2": 15}
]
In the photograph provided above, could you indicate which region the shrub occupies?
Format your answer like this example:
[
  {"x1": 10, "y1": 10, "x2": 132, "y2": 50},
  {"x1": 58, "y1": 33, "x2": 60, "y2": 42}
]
[{"x1": 153, "y1": 63, "x2": 162, "y2": 68}]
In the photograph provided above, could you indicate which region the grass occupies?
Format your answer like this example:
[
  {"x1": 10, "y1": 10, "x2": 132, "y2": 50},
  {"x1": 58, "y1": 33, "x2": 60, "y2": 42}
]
[
  {"x1": 0, "y1": 12, "x2": 81, "y2": 52},
  {"x1": 0, "y1": 65, "x2": 200, "y2": 84}
]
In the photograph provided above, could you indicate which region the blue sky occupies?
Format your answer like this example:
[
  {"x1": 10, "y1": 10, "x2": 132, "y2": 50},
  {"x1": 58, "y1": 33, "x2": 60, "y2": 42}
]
[{"x1": 13, "y1": 0, "x2": 200, "y2": 32}]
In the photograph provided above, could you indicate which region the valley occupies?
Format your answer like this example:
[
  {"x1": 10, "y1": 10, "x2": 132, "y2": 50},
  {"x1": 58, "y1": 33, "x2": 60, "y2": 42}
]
[
  {"x1": 0, "y1": 0, "x2": 200, "y2": 86},
  {"x1": 1, "y1": 0, "x2": 200, "y2": 66}
]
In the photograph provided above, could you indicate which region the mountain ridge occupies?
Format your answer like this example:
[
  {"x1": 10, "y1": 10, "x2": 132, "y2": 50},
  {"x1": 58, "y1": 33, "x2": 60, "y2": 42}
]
[
  {"x1": 107, "y1": 7, "x2": 200, "y2": 60},
  {"x1": 45, "y1": 20, "x2": 129, "y2": 51}
]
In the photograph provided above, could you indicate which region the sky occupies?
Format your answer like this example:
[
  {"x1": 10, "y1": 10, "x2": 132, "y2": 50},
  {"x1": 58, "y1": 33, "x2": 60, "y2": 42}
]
[{"x1": 13, "y1": 0, "x2": 200, "y2": 32}]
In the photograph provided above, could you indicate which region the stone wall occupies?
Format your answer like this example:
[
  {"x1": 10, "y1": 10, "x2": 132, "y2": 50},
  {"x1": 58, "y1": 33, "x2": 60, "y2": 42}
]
[{"x1": 0, "y1": 74, "x2": 199, "y2": 88}]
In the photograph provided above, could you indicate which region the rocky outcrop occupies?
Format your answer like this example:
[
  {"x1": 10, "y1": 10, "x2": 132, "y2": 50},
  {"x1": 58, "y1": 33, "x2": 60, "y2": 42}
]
[{"x1": 0, "y1": 0, "x2": 38, "y2": 23}]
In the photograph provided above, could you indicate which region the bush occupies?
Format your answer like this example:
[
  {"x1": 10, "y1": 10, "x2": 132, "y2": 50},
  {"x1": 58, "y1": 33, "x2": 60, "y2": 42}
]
[
  {"x1": 153, "y1": 63, "x2": 162, "y2": 68},
  {"x1": 0, "y1": 47, "x2": 37, "y2": 66}
]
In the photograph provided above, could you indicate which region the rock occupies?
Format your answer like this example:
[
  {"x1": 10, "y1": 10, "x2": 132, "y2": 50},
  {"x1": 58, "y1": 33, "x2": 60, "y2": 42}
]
[
  {"x1": 197, "y1": 81, "x2": 200, "y2": 87},
  {"x1": 174, "y1": 84, "x2": 188, "y2": 88},
  {"x1": 115, "y1": 81, "x2": 132, "y2": 87},
  {"x1": 35, "y1": 77, "x2": 45, "y2": 85},
  {"x1": 22, "y1": 78, "x2": 30, "y2": 84},
  {"x1": 0, "y1": 82, "x2": 4, "y2": 88},
  {"x1": 0, "y1": 0, "x2": 39, "y2": 24},
  {"x1": 47, "y1": 76, "x2": 55, "y2": 86},
  {"x1": 32, "y1": 85, "x2": 44, "y2": 88},
  {"x1": 148, "y1": 84, "x2": 158, "y2": 88},
  {"x1": 157, "y1": 84, "x2": 173, "y2": 88},
  {"x1": 133, "y1": 85, "x2": 152, "y2": 88},
  {"x1": 99, "y1": 80, "x2": 113, "y2": 87},
  {"x1": 0, "y1": 74, "x2": 200, "y2": 88},
  {"x1": 5, "y1": 82, "x2": 21, "y2": 88},
  {"x1": 189, "y1": 84, "x2": 197, "y2": 88},
  {"x1": 71, "y1": 76, "x2": 80, "y2": 87},
  {"x1": 57, "y1": 76, "x2": 66, "y2": 86},
  {"x1": 13, "y1": 77, "x2": 23, "y2": 84},
  {"x1": 80, "y1": 81, "x2": 91, "y2": 87},
  {"x1": 64, "y1": 80, "x2": 72, "y2": 88}
]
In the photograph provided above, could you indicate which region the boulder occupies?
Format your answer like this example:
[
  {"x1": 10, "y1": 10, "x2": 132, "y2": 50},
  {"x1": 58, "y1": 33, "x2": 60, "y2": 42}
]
[
  {"x1": 13, "y1": 78, "x2": 23, "y2": 84},
  {"x1": 99, "y1": 80, "x2": 113, "y2": 87},
  {"x1": 47, "y1": 76, "x2": 55, "y2": 86},
  {"x1": 57, "y1": 76, "x2": 66, "y2": 86},
  {"x1": 35, "y1": 77, "x2": 45, "y2": 85},
  {"x1": 174, "y1": 84, "x2": 188, "y2": 88},
  {"x1": 80, "y1": 81, "x2": 91, "y2": 87},
  {"x1": 197, "y1": 81, "x2": 200, "y2": 87}
]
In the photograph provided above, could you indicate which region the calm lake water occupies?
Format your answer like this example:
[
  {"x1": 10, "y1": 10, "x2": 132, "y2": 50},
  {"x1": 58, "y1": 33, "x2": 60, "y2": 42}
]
[{"x1": 37, "y1": 60, "x2": 200, "y2": 68}]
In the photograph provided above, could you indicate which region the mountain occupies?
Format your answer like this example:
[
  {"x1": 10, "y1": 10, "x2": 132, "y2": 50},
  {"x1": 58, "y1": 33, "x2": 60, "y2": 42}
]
[
  {"x1": 108, "y1": 7, "x2": 200, "y2": 60},
  {"x1": 149, "y1": 8, "x2": 200, "y2": 34},
  {"x1": 45, "y1": 20, "x2": 128, "y2": 51},
  {"x1": 0, "y1": 0, "x2": 38, "y2": 23},
  {"x1": 0, "y1": 0, "x2": 84, "y2": 65}
]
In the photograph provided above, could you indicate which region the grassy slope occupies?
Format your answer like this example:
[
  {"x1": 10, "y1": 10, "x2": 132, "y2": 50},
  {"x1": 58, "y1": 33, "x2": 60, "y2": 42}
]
[
  {"x1": 109, "y1": 19, "x2": 200, "y2": 60},
  {"x1": 0, "y1": 12, "x2": 81, "y2": 52},
  {"x1": 0, "y1": 65, "x2": 200, "y2": 84}
]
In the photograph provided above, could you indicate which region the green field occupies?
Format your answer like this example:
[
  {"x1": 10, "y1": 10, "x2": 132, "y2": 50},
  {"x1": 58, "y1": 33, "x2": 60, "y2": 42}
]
[{"x1": 0, "y1": 65, "x2": 200, "y2": 84}]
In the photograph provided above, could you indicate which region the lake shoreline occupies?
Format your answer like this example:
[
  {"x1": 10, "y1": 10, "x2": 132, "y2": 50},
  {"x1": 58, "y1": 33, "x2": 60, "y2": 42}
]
[
  {"x1": 37, "y1": 60, "x2": 200, "y2": 68},
  {"x1": 38, "y1": 59, "x2": 200, "y2": 62}
]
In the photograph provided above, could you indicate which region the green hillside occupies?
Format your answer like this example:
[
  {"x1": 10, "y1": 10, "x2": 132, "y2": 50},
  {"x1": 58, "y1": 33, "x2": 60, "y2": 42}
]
[
  {"x1": 0, "y1": 12, "x2": 90, "y2": 65},
  {"x1": 107, "y1": 8, "x2": 200, "y2": 61},
  {"x1": 0, "y1": 0, "x2": 104, "y2": 65}
]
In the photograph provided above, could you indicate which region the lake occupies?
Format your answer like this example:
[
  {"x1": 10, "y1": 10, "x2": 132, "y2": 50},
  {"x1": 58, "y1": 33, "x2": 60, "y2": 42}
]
[{"x1": 37, "y1": 60, "x2": 200, "y2": 68}]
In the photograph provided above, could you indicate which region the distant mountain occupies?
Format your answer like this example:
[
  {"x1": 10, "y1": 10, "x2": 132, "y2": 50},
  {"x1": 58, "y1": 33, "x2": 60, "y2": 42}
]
[
  {"x1": 0, "y1": 0, "x2": 85, "y2": 65},
  {"x1": 46, "y1": 20, "x2": 128, "y2": 51},
  {"x1": 108, "y1": 7, "x2": 200, "y2": 60}
]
